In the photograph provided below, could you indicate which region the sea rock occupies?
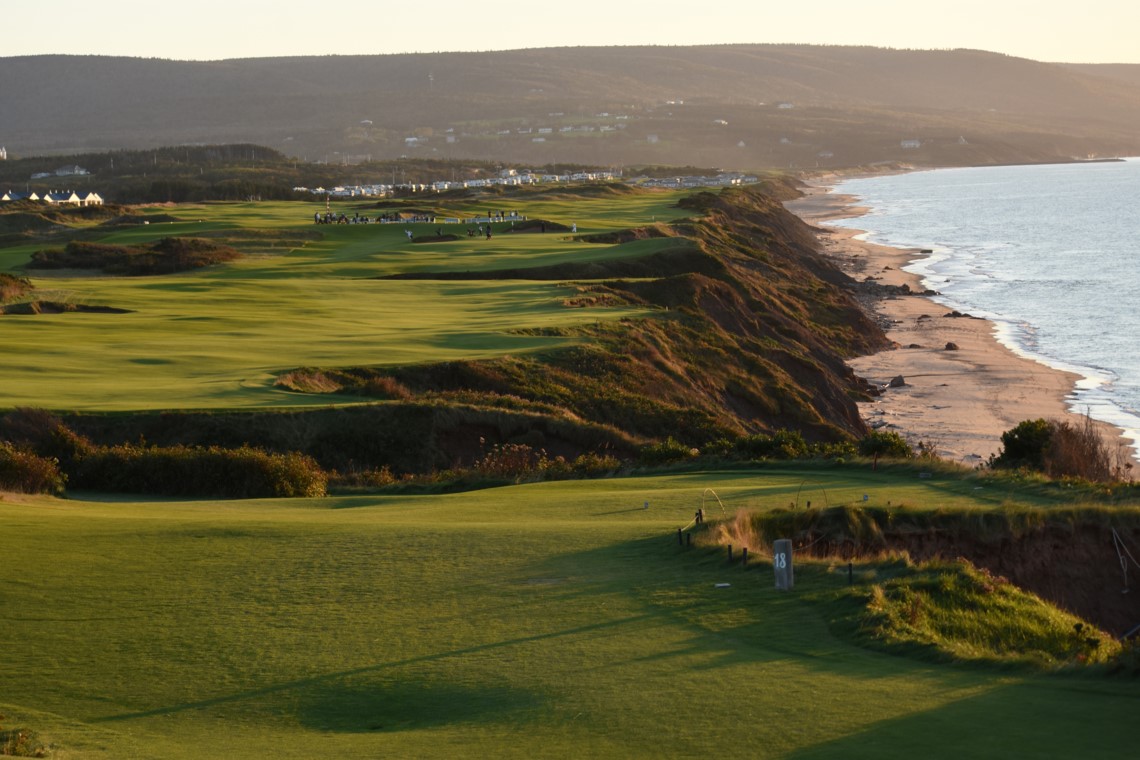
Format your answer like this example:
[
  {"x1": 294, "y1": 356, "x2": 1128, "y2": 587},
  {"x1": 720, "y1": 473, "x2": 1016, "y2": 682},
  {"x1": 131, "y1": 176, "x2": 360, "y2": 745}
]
[
  {"x1": 945, "y1": 342, "x2": 960, "y2": 351},
  {"x1": 888, "y1": 375, "x2": 907, "y2": 388}
]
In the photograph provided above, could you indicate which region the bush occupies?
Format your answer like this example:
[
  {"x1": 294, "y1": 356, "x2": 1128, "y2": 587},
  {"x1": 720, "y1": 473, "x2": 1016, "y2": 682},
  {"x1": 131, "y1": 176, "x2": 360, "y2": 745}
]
[
  {"x1": 992, "y1": 415, "x2": 1130, "y2": 483},
  {"x1": 29, "y1": 237, "x2": 239, "y2": 275},
  {"x1": 472, "y1": 442, "x2": 550, "y2": 481},
  {"x1": 568, "y1": 452, "x2": 621, "y2": 477},
  {"x1": 0, "y1": 443, "x2": 65, "y2": 494},
  {"x1": 638, "y1": 437, "x2": 698, "y2": 466},
  {"x1": 0, "y1": 713, "x2": 46, "y2": 757},
  {"x1": 0, "y1": 273, "x2": 33, "y2": 302},
  {"x1": 735, "y1": 429, "x2": 809, "y2": 460},
  {"x1": 992, "y1": 418, "x2": 1053, "y2": 470},
  {"x1": 71, "y1": 443, "x2": 327, "y2": 498}
]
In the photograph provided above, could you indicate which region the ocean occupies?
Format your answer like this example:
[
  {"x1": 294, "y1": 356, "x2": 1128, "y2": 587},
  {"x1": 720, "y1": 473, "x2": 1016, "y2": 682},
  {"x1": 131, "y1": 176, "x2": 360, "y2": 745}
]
[{"x1": 828, "y1": 159, "x2": 1140, "y2": 460}]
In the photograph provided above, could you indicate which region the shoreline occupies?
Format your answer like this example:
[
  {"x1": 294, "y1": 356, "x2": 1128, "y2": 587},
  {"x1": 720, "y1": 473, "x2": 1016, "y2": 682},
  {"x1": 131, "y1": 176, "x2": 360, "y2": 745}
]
[{"x1": 786, "y1": 183, "x2": 1136, "y2": 468}]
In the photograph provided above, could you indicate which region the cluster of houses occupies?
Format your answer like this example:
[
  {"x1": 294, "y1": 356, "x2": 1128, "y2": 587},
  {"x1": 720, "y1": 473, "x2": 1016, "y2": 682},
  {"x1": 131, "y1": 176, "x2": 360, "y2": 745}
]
[
  {"x1": 295, "y1": 169, "x2": 622, "y2": 199},
  {"x1": 628, "y1": 173, "x2": 761, "y2": 190},
  {"x1": 296, "y1": 169, "x2": 768, "y2": 200},
  {"x1": 0, "y1": 159, "x2": 105, "y2": 206},
  {"x1": 1, "y1": 189, "x2": 104, "y2": 206}
]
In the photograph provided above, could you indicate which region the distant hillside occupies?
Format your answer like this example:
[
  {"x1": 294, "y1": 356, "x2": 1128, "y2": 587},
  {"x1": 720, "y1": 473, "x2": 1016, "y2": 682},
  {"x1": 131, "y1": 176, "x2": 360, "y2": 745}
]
[
  {"x1": 1063, "y1": 63, "x2": 1140, "y2": 88},
  {"x1": 3, "y1": 45, "x2": 1139, "y2": 170}
]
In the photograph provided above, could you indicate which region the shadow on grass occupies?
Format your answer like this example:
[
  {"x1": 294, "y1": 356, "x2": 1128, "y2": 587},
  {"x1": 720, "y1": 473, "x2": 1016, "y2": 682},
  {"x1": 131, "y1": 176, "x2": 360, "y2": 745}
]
[
  {"x1": 784, "y1": 676, "x2": 1140, "y2": 760},
  {"x1": 89, "y1": 612, "x2": 655, "y2": 724},
  {"x1": 297, "y1": 679, "x2": 540, "y2": 733}
]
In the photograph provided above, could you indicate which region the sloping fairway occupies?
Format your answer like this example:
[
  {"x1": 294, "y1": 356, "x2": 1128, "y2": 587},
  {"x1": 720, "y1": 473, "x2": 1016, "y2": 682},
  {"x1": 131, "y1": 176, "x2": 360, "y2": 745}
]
[
  {"x1": 2, "y1": 470, "x2": 1135, "y2": 759},
  {"x1": 0, "y1": 192, "x2": 690, "y2": 411}
]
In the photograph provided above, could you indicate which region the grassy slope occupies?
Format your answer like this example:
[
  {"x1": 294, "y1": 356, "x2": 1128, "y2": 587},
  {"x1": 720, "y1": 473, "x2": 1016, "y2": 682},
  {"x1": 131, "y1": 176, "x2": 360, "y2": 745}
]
[
  {"x1": 2, "y1": 470, "x2": 1137, "y2": 759},
  {"x1": 0, "y1": 194, "x2": 689, "y2": 411}
]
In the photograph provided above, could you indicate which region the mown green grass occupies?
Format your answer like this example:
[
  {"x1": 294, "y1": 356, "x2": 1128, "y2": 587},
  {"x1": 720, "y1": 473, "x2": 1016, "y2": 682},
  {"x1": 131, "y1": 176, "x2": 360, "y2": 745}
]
[
  {"x1": 0, "y1": 193, "x2": 691, "y2": 411},
  {"x1": 2, "y1": 470, "x2": 1136, "y2": 759}
]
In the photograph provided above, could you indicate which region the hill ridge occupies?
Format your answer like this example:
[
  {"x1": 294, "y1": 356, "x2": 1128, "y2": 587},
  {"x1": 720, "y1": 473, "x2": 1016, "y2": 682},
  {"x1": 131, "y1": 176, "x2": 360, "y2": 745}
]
[{"x1": 4, "y1": 45, "x2": 1139, "y2": 168}]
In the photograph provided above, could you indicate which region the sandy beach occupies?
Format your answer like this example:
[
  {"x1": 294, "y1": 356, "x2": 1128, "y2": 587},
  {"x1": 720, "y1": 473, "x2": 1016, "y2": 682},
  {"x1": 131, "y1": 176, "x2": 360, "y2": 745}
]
[{"x1": 786, "y1": 183, "x2": 1132, "y2": 467}]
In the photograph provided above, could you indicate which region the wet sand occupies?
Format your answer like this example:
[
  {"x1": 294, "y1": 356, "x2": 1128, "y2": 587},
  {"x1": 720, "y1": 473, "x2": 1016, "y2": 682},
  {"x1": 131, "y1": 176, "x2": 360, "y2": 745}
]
[{"x1": 786, "y1": 183, "x2": 1132, "y2": 466}]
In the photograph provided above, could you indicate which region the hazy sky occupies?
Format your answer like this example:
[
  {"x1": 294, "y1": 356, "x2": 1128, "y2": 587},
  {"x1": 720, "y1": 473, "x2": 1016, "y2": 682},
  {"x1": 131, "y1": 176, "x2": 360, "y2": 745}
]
[{"x1": 5, "y1": 0, "x2": 1139, "y2": 64}]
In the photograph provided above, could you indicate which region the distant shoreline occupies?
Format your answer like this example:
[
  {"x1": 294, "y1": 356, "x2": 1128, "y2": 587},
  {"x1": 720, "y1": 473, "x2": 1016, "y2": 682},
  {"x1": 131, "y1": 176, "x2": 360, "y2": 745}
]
[{"x1": 786, "y1": 181, "x2": 1137, "y2": 466}]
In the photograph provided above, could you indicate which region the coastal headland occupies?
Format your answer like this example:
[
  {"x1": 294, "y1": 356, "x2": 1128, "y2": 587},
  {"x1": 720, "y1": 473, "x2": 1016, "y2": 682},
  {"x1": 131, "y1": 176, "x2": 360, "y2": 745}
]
[{"x1": 787, "y1": 182, "x2": 1135, "y2": 466}]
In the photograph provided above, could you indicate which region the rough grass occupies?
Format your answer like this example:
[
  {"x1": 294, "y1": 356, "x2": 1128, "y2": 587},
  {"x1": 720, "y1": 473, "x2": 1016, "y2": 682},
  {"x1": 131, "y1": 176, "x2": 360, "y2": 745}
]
[{"x1": 849, "y1": 560, "x2": 1120, "y2": 668}]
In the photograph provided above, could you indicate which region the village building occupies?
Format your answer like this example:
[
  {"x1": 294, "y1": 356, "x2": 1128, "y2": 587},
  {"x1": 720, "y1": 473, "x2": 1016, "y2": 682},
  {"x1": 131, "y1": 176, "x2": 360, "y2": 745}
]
[
  {"x1": 1, "y1": 190, "x2": 39, "y2": 202},
  {"x1": 2, "y1": 189, "x2": 102, "y2": 206}
]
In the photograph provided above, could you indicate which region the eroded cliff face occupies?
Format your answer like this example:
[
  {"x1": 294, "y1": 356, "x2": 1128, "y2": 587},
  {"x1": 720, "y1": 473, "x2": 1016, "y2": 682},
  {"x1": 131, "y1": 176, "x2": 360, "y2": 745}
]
[
  {"x1": 285, "y1": 183, "x2": 888, "y2": 455},
  {"x1": 767, "y1": 514, "x2": 1140, "y2": 637}
]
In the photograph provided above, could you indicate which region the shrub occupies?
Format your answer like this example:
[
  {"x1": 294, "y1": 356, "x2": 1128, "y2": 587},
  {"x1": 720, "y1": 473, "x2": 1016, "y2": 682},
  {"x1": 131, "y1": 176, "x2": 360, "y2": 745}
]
[
  {"x1": 0, "y1": 273, "x2": 33, "y2": 302},
  {"x1": 569, "y1": 452, "x2": 621, "y2": 477},
  {"x1": 1044, "y1": 415, "x2": 1124, "y2": 482},
  {"x1": 71, "y1": 443, "x2": 327, "y2": 498},
  {"x1": 0, "y1": 443, "x2": 65, "y2": 494},
  {"x1": 992, "y1": 418, "x2": 1052, "y2": 470},
  {"x1": 992, "y1": 415, "x2": 1131, "y2": 483},
  {"x1": 735, "y1": 429, "x2": 809, "y2": 460},
  {"x1": 638, "y1": 437, "x2": 698, "y2": 466},
  {"x1": 29, "y1": 237, "x2": 239, "y2": 275},
  {"x1": 0, "y1": 713, "x2": 46, "y2": 757},
  {"x1": 473, "y1": 443, "x2": 550, "y2": 481}
]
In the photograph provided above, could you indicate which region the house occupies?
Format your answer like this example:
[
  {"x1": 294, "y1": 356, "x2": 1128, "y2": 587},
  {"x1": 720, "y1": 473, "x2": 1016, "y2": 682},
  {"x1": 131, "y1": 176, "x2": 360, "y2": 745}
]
[
  {"x1": 1, "y1": 190, "x2": 38, "y2": 202},
  {"x1": 0, "y1": 146, "x2": 7, "y2": 160},
  {"x1": 42, "y1": 190, "x2": 82, "y2": 206},
  {"x1": 55, "y1": 165, "x2": 89, "y2": 176},
  {"x1": 79, "y1": 191, "x2": 104, "y2": 206}
]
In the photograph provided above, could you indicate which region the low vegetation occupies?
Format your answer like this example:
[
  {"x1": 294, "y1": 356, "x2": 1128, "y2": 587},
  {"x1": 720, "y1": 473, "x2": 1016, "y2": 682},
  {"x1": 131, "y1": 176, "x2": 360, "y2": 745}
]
[
  {"x1": 0, "y1": 442, "x2": 65, "y2": 494},
  {"x1": 0, "y1": 273, "x2": 33, "y2": 302},
  {"x1": 30, "y1": 237, "x2": 240, "y2": 275},
  {"x1": 717, "y1": 502, "x2": 1140, "y2": 640},
  {"x1": 850, "y1": 559, "x2": 1120, "y2": 668},
  {"x1": 2, "y1": 411, "x2": 325, "y2": 498},
  {"x1": 992, "y1": 415, "x2": 1135, "y2": 482},
  {"x1": 0, "y1": 714, "x2": 46, "y2": 758}
]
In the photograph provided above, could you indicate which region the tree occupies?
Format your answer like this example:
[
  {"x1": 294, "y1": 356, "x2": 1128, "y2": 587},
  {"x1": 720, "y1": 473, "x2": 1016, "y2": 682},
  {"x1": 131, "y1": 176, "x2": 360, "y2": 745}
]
[{"x1": 858, "y1": 430, "x2": 912, "y2": 469}]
